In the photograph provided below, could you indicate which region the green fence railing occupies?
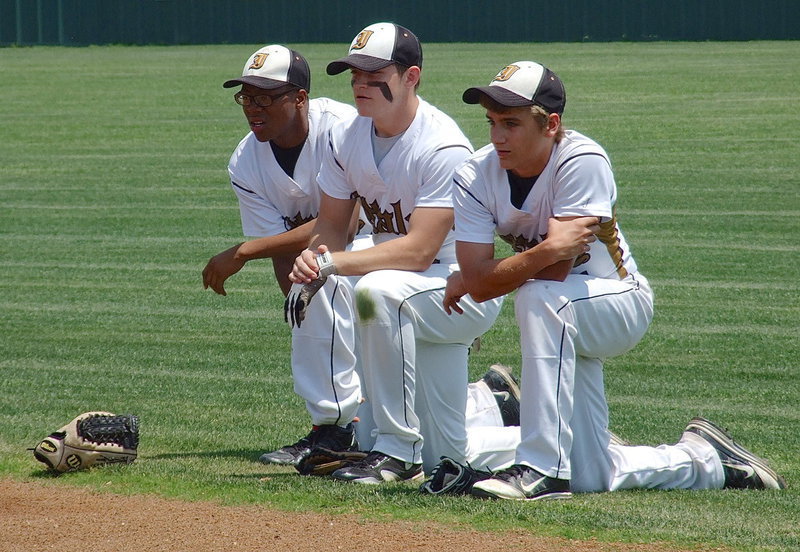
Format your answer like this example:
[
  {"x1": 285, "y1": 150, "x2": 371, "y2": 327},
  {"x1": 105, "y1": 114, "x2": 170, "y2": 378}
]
[{"x1": 2, "y1": 0, "x2": 798, "y2": 46}]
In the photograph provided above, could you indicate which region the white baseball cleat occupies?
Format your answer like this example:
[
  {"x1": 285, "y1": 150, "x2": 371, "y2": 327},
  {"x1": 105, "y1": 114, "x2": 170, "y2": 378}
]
[
  {"x1": 471, "y1": 464, "x2": 572, "y2": 501},
  {"x1": 331, "y1": 451, "x2": 423, "y2": 484}
]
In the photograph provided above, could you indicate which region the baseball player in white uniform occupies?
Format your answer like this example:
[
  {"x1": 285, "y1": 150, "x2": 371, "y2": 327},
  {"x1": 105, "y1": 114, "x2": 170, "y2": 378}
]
[
  {"x1": 447, "y1": 61, "x2": 786, "y2": 499},
  {"x1": 201, "y1": 45, "x2": 371, "y2": 465},
  {"x1": 286, "y1": 22, "x2": 519, "y2": 482}
]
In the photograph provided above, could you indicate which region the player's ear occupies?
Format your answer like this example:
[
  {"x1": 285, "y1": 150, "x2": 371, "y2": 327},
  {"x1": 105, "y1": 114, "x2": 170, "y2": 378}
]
[
  {"x1": 545, "y1": 112, "x2": 560, "y2": 137},
  {"x1": 295, "y1": 88, "x2": 308, "y2": 110},
  {"x1": 403, "y1": 66, "x2": 421, "y2": 90}
]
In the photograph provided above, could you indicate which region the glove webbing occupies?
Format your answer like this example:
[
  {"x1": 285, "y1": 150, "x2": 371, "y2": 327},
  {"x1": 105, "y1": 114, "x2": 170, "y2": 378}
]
[{"x1": 78, "y1": 414, "x2": 139, "y2": 449}]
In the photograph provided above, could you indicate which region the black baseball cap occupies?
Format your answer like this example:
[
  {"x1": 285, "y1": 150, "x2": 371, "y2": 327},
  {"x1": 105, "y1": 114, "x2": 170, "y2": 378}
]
[
  {"x1": 326, "y1": 22, "x2": 422, "y2": 75},
  {"x1": 223, "y1": 45, "x2": 311, "y2": 92},
  {"x1": 463, "y1": 61, "x2": 565, "y2": 115}
]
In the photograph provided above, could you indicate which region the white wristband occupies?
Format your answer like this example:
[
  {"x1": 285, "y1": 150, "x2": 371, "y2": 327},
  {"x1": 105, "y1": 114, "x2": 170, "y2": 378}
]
[{"x1": 315, "y1": 251, "x2": 338, "y2": 277}]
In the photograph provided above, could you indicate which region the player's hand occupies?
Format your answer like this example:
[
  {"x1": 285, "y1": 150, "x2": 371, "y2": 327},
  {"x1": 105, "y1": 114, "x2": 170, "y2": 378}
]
[
  {"x1": 202, "y1": 244, "x2": 247, "y2": 296},
  {"x1": 443, "y1": 271, "x2": 467, "y2": 315},
  {"x1": 546, "y1": 217, "x2": 600, "y2": 260},
  {"x1": 290, "y1": 245, "x2": 328, "y2": 284}
]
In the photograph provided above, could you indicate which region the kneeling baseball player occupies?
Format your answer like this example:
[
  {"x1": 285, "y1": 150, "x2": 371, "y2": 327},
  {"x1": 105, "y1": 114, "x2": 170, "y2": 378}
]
[{"x1": 442, "y1": 60, "x2": 786, "y2": 499}]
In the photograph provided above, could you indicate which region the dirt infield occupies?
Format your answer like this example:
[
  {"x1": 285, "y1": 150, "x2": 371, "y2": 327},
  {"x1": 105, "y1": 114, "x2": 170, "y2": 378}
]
[{"x1": 1, "y1": 478, "x2": 698, "y2": 552}]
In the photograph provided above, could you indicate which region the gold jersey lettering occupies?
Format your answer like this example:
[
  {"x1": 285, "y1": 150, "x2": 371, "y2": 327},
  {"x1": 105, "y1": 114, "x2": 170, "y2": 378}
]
[
  {"x1": 500, "y1": 230, "x2": 592, "y2": 269},
  {"x1": 283, "y1": 212, "x2": 316, "y2": 231},
  {"x1": 499, "y1": 232, "x2": 542, "y2": 253},
  {"x1": 360, "y1": 198, "x2": 409, "y2": 235}
]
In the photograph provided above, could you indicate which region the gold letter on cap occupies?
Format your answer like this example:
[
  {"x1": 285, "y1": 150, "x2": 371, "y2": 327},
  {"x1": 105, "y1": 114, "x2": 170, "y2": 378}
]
[
  {"x1": 249, "y1": 53, "x2": 268, "y2": 70},
  {"x1": 493, "y1": 65, "x2": 520, "y2": 82},
  {"x1": 352, "y1": 30, "x2": 374, "y2": 50}
]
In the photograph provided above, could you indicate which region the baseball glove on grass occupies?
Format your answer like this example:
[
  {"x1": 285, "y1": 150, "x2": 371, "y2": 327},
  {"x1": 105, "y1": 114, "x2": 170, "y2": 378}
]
[
  {"x1": 296, "y1": 446, "x2": 368, "y2": 476},
  {"x1": 32, "y1": 411, "x2": 139, "y2": 474},
  {"x1": 419, "y1": 456, "x2": 493, "y2": 495}
]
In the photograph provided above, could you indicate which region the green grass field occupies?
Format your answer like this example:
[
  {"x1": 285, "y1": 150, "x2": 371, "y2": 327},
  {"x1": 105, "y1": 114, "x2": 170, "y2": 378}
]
[{"x1": 1, "y1": 41, "x2": 798, "y2": 551}]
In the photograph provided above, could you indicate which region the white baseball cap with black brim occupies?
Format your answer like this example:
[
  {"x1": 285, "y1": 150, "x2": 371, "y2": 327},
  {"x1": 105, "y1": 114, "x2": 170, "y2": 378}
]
[
  {"x1": 462, "y1": 61, "x2": 566, "y2": 115},
  {"x1": 223, "y1": 44, "x2": 311, "y2": 92},
  {"x1": 326, "y1": 22, "x2": 423, "y2": 75}
]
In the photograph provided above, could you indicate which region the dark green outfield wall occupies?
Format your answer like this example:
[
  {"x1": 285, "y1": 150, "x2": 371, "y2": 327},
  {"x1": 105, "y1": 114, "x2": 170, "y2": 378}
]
[{"x1": 3, "y1": 0, "x2": 798, "y2": 46}]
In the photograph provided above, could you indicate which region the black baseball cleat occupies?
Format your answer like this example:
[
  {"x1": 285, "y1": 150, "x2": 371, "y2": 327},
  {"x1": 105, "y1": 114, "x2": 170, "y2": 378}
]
[
  {"x1": 482, "y1": 364, "x2": 521, "y2": 426},
  {"x1": 492, "y1": 391, "x2": 520, "y2": 427},
  {"x1": 683, "y1": 417, "x2": 786, "y2": 490},
  {"x1": 482, "y1": 364, "x2": 521, "y2": 400},
  {"x1": 331, "y1": 451, "x2": 423, "y2": 484},
  {"x1": 471, "y1": 464, "x2": 572, "y2": 501},
  {"x1": 259, "y1": 423, "x2": 359, "y2": 467}
]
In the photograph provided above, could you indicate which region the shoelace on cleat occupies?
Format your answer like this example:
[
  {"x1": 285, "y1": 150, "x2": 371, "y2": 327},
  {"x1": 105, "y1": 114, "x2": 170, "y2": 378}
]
[{"x1": 495, "y1": 465, "x2": 527, "y2": 481}]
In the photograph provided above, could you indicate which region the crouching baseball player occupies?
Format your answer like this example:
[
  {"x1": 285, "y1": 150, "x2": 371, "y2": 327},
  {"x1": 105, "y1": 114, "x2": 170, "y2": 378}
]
[
  {"x1": 444, "y1": 61, "x2": 786, "y2": 499},
  {"x1": 201, "y1": 45, "x2": 373, "y2": 464}
]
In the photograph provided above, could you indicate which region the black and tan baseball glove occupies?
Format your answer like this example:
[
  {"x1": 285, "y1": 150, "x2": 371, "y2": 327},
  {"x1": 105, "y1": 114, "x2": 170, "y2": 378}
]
[
  {"x1": 32, "y1": 411, "x2": 139, "y2": 474},
  {"x1": 419, "y1": 456, "x2": 493, "y2": 495},
  {"x1": 296, "y1": 446, "x2": 368, "y2": 476}
]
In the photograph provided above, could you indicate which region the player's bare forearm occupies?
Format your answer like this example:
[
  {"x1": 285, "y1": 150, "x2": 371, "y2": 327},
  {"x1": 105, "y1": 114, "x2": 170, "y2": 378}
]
[
  {"x1": 530, "y1": 258, "x2": 574, "y2": 281},
  {"x1": 331, "y1": 235, "x2": 432, "y2": 275},
  {"x1": 458, "y1": 217, "x2": 599, "y2": 302},
  {"x1": 459, "y1": 246, "x2": 561, "y2": 302},
  {"x1": 330, "y1": 206, "x2": 452, "y2": 276},
  {"x1": 308, "y1": 194, "x2": 356, "y2": 253},
  {"x1": 526, "y1": 217, "x2": 600, "y2": 281},
  {"x1": 291, "y1": 195, "x2": 356, "y2": 284},
  {"x1": 293, "y1": 205, "x2": 451, "y2": 281},
  {"x1": 235, "y1": 223, "x2": 316, "y2": 262}
]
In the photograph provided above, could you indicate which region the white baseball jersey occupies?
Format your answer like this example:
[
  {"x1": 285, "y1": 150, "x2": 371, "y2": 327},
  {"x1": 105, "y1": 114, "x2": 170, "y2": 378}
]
[
  {"x1": 453, "y1": 130, "x2": 638, "y2": 280},
  {"x1": 228, "y1": 97, "x2": 357, "y2": 238},
  {"x1": 318, "y1": 98, "x2": 472, "y2": 263}
]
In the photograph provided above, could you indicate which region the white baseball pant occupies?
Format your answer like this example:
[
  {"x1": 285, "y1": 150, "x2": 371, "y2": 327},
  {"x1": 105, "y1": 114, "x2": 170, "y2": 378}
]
[{"x1": 514, "y1": 273, "x2": 723, "y2": 492}]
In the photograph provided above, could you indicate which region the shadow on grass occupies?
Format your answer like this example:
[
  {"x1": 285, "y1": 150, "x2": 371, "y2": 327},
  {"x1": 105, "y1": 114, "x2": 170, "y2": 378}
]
[
  {"x1": 30, "y1": 468, "x2": 61, "y2": 479},
  {"x1": 146, "y1": 449, "x2": 266, "y2": 462}
]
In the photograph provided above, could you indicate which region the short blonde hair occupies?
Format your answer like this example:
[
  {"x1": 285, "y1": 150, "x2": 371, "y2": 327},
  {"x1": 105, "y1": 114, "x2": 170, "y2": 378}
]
[{"x1": 479, "y1": 95, "x2": 565, "y2": 142}]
